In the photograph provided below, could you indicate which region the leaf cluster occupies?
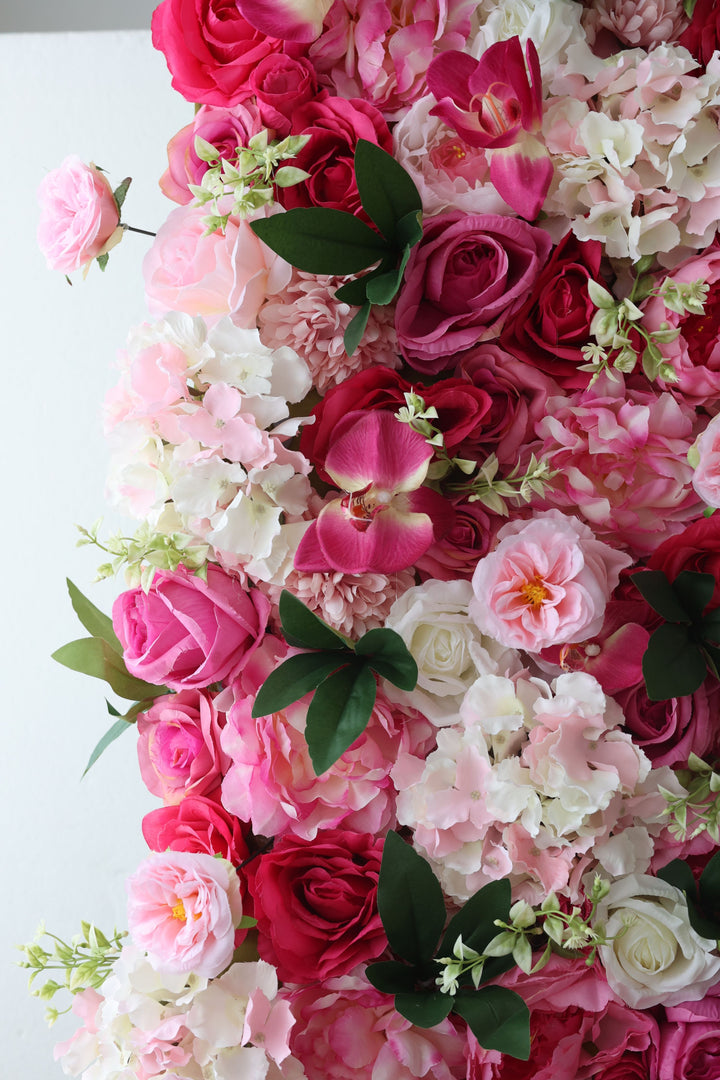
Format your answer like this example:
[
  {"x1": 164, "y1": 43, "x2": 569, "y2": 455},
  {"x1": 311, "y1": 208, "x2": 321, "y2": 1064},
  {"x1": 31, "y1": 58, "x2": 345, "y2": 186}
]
[
  {"x1": 633, "y1": 569, "x2": 720, "y2": 699},
  {"x1": 659, "y1": 848, "x2": 720, "y2": 941},
  {"x1": 365, "y1": 832, "x2": 530, "y2": 1060},
  {"x1": 250, "y1": 139, "x2": 423, "y2": 355},
  {"x1": 251, "y1": 591, "x2": 417, "y2": 776}
]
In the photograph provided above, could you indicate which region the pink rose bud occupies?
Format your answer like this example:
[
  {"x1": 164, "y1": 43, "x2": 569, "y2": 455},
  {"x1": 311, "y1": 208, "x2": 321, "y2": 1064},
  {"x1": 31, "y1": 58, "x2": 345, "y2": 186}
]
[{"x1": 37, "y1": 155, "x2": 121, "y2": 273}]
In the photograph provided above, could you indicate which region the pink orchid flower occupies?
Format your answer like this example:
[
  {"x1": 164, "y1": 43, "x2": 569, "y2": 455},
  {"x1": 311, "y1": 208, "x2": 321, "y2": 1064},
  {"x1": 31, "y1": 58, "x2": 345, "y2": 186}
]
[
  {"x1": 237, "y1": 0, "x2": 332, "y2": 42},
  {"x1": 295, "y1": 411, "x2": 449, "y2": 575},
  {"x1": 427, "y1": 36, "x2": 553, "y2": 220}
]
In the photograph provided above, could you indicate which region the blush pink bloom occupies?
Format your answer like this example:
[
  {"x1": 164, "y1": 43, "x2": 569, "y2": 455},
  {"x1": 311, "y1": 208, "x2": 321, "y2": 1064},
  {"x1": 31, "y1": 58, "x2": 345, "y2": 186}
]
[
  {"x1": 274, "y1": 565, "x2": 416, "y2": 638},
  {"x1": 37, "y1": 155, "x2": 121, "y2": 273},
  {"x1": 470, "y1": 510, "x2": 631, "y2": 652},
  {"x1": 160, "y1": 102, "x2": 265, "y2": 204},
  {"x1": 582, "y1": 0, "x2": 687, "y2": 54},
  {"x1": 137, "y1": 689, "x2": 230, "y2": 804},
  {"x1": 692, "y1": 413, "x2": 720, "y2": 508},
  {"x1": 112, "y1": 563, "x2": 270, "y2": 691},
  {"x1": 126, "y1": 850, "x2": 244, "y2": 978}
]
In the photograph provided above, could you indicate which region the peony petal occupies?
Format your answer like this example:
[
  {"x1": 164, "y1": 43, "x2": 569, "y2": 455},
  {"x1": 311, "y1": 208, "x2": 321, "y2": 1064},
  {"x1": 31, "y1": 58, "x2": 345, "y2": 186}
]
[
  {"x1": 325, "y1": 411, "x2": 432, "y2": 494},
  {"x1": 236, "y1": 0, "x2": 332, "y2": 42},
  {"x1": 314, "y1": 498, "x2": 434, "y2": 574},
  {"x1": 489, "y1": 137, "x2": 554, "y2": 220}
]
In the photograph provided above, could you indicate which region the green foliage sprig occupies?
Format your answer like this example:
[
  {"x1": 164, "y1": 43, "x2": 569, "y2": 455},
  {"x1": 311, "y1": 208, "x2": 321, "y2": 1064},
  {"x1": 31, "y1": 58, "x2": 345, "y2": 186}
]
[
  {"x1": 659, "y1": 848, "x2": 720, "y2": 941},
  {"x1": 660, "y1": 753, "x2": 720, "y2": 843}
]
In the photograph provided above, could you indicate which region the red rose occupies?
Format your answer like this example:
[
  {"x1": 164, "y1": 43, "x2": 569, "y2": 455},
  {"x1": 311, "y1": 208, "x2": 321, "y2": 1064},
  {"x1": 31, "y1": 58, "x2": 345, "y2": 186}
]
[
  {"x1": 248, "y1": 54, "x2": 319, "y2": 138},
  {"x1": 280, "y1": 93, "x2": 393, "y2": 215},
  {"x1": 416, "y1": 499, "x2": 503, "y2": 582},
  {"x1": 142, "y1": 795, "x2": 249, "y2": 866},
  {"x1": 151, "y1": 0, "x2": 285, "y2": 107},
  {"x1": 499, "y1": 232, "x2": 605, "y2": 390},
  {"x1": 646, "y1": 514, "x2": 720, "y2": 610},
  {"x1": 679, "y1": 0, "x2": 720, "y2": 68},
  {"x1": 247, "y1": 829, "x2": 387, "y2": 983}
]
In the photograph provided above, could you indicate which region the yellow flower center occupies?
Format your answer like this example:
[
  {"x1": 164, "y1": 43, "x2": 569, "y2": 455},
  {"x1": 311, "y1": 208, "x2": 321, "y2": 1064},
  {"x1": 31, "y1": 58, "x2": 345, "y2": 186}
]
[
  {"x1": 520, "y1": 579, "x2": 549, "y2": 608},
  {"x1": 171, "y1": 898, "x2": 201, "y2": 922}
]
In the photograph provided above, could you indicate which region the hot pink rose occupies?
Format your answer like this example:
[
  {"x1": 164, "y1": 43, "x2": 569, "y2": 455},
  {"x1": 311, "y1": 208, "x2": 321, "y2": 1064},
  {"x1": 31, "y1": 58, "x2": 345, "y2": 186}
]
[
  {"x1": 247, "y1": 829, "x2": 386, "y2": 984},
  {"x1": 248, "y1": 54, "x2": 319, "y2": 137},
  {"x1": 37, "y1": 155, "x2": 121, "y2": 273},
  {"x1": 142, "y1": 795, "x2": 250, "y2": 865},
  {"x1": 126, "y1": 850, "x2": 244, "y2": 978},
  {"x1": 660, "y1": 981, "x2": 720, "y2": 1079},
  {"x1": 470, "y1": 510, "x2": 632, "y2": 652},
  {"x1": 137, "y1": 689, "x2": 230, "y2": 804},
  {"x1": 160, "y1": 103, "x2": 265, "y2": 204},
  {"x1": 151, "y1": 0, "x2": 285, "y2": 106},
  {"x1": 112, "y1": 563, "x2": 270, "y2": 691},
  {"x1": 395, "y1": 211, "x2": 552, "y2": 374}
]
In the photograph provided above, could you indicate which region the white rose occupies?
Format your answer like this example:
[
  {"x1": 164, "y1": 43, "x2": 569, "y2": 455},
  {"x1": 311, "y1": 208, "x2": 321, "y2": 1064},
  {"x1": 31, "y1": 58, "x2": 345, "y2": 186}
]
[{"x1": 596, "y1": 873, "x2": 720, "y2": 1008}]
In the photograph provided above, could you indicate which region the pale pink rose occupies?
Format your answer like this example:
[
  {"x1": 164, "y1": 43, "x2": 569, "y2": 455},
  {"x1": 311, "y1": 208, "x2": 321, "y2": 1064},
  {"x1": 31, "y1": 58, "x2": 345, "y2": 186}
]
[
  {"x1": 582, "y1": 0, "x2": 687, "y2": 54},
  {"x1": 126, "y1": 850, "x2": 243, "y2": 978},
  {"x1": 286, "y1": 972, "x2": 467, "y2": 1080},
  {"x1": 137, "y1": 688, "x2": 230, "y2": 804},
  {"x1": 143, "y1": 203, "x2": 291, "y2": 326},
  {"x1": 37, "y1": 155, "x2": 121, "y2": 272},
  {"x1": 470, "y1": 510, "x2": 631, "y2": 653},
  {"x1": 535, "y1": 375, "x2": 703, "y2": 556},
  {"x1": 692, "y1": 412, "x2": 720, "y2": 507}
]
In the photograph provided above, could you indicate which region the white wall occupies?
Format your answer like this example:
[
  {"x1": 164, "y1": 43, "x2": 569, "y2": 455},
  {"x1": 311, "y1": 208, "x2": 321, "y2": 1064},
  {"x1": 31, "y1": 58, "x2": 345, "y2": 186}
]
[
  {"x1": 0, "y1": 1, "x2": 157, "y2": 32},
  {"x1": 1, "y1": 31, "x2": 189, "y2": 1077}
]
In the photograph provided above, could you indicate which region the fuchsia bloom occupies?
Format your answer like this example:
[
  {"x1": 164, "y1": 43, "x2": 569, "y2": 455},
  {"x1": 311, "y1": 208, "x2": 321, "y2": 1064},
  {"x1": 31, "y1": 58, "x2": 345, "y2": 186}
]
[
  {"x1": 294, "y1": 411, "x2": 450, "y2": 575},
  {"x1": 237, "y1": 0, "x2": 332, "y2": 43},
  {"x1": 426, "y1": 37, "x2": 553, "y2": 219}
]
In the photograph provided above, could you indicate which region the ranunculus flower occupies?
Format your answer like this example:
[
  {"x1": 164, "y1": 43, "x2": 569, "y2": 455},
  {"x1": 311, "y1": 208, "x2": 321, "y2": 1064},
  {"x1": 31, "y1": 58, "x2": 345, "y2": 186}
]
[
  {"x1": 126, "y1": 850, "x2": 244, "y2": 978},
  {"x1": 137, "y1": 689, "x2": 230, "y2": 804},
  {"x1": 151, "y1": 0, "x2": 284, "y2": 107},
  {"x1": 112, "y1": 563, "x2": 270, "y2": 690},
  {"x1": 470, "y1": 510, "x2": 631, "y2": 653},
  {"x1": 247, "y1": 829, "x2": 386, "y2": 983},
  {"x1": 395, "y1": 210, "x2": 552, "y2": 374},
  {"x1": 596, "y1": 873, "x2": 720, "y2": 1009},
  {"x1": 160, "y1": 102, "x2": 265, "y2": 204},
  {"x1": 142, "y1": 795, "x2": 250, "y2": 865},
  {"x1": 37, "y1": 155, "x2": 121, "y2": 273}
]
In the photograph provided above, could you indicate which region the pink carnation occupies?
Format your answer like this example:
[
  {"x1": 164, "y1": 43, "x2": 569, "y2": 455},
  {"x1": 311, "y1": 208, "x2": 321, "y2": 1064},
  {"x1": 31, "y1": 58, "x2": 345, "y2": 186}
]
[
  {"x1": 270, "y1": 566, "x2": 416, "y2": 638},
  {"x1": 582, "y1": 0, "x2": 687, "y2": 54},
  {"x1": 470, "y1": 510, "x2": 631, "y2": 653},
  {"x1": 258, "y1": 270, "x2": 400, "y2": 393},
  {"x1": 137, "y1": 689, "x2": 230, "y2": 804},
  {"x1": 126, "y1": 850, "x2": 244, "y2": 978},
  {"x1": 535, "y1": 376, "x2": 703, "y2": 556}
]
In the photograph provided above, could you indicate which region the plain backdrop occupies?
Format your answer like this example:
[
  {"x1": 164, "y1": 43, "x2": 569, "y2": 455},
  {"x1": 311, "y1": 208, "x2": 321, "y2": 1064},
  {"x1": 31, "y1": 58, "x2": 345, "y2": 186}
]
[
  {"x1": 1, "y1": 29, "x2": 189, "y2": 1077},
  {"x1": 0, "y1": 0, "x2": 157, "y2": 32}
]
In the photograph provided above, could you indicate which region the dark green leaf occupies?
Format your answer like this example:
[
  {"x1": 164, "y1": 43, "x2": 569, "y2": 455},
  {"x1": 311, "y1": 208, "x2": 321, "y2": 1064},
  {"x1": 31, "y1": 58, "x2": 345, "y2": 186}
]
[
  {"x1": 354, "y1": 138, "x2": 422, "y2": 244},
  {"x1": 305, "y1": 661, "x2": 377, "y2": 774},
  {"x1": 378, "y1": 830, "x2": 447, "y2": 965},
  {"x1": 364, "y1": 244, "x2": 412, "y2": 306},
  {"x1": 52, "y1": 637, "x2": 164, "y2": 700},
  {"x1": 66, "y1": 579, "x2": 122, "y2": 651},
  {"x1": 334, "y1": 277, "x2": 370, "y2": 305},
  {"x1": 642, "y1": 624, "x2": 707, "y2": 700},
  {"x1": 394, "y1": 991, "x2": 453, "y2": 1028},
  {"x1": 658, "y1": 858, "x2": 698, "y2": 898},
  {"x1": 453, "y1": 987, "x2": 530, "y2": 1060},
  {"x1": 439, "y1": 879, "x2": 511, "y2": 958},
  {"x1": 395, "y1": 209, "x2": 424, "y2": 248},
  {"x1": 250, "y1": 208, "x2": 390, "y2": 275},
  {"x1": 672, "y1": 571, "x2": 715, "y2": 620},
  {"x1": 251, "y1": 652, "x2": 348, "y2": 717},
  {"x1": 700, "y1": 612, "x2": 720, "y2": 644},
  {"x1": 700, "y1": 850, "x2": 720, "y2": 913},
  {"x1": 365, "y1": 961, "x2": 417, "y2": 994},
  {"x1": 97, "y1": 253, "x2": 109, "y2": 271},
  {"x1": 112, "y1": 176, "x2": 132, "y2": 212},
  {"x1": 702, "y1": 642, "x2": 720, "y2": 679},
  {"x1": 355, "y1": 627, "x2": 417, "y2": 691},
  {"x1": 633, "y1": 570, "x2": 691, "y2": 623},
  {"x1": 344, "y1": 301, "x2": 371, "y2": 356},
  {"x1": 279, "y1": 590, "x2": 348, "y2": 650},
  {"x1": 82, "y1": 717, "x2": 133, "y2": 778},
  {"x1": 658, "y1": 856, "x2": 720, "y2": 939}
]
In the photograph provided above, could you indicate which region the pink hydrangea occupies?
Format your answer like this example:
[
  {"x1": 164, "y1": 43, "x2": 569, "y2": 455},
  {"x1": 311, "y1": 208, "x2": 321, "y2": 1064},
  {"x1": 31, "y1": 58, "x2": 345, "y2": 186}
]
[
  {"x1": 470, "y1": 510, "x2": 631, "y2": 653},
  {"x1": 126, "y1": 850, "x2": 244, "y2": 978},
  {"x1": 258, "y1": 270, "x2": 400, "y2": 393},
  {"x1": 534, "y1": 375, "x2": 704, "y2": 556}
]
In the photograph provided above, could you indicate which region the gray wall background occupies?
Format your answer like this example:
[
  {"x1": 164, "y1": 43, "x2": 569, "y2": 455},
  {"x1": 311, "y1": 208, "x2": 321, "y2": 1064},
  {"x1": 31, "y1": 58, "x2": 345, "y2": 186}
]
[{"x1": 0, "y1": 0, "x2": 157, "y2": 32}]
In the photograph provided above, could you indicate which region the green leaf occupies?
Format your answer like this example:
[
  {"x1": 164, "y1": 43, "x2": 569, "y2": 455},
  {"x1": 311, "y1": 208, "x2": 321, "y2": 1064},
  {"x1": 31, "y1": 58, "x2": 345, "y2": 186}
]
[
  {"x1": 250, "y1": 208, "x2": 390, "y2": 275},
  {"x1": 700, "y1": 611, "x2": 720, "y2": 644},
  {"x1": 395, "y1": 209, "x2": 424, "y2": 248},
  {"x1": 364, "y1": 244, "x2": 412, "y2": 306},
  {"x1": 305, "y1": 661, "x2": 377, "y2": 774},
  {"x1": 66, "y1": 579, "x2": 122, "y2": 651},
  {"x1": 112, "y1": 176, "x2": 132, "y2": 212},
  {"x1": 344, "y1": 301, "x2": 371, "y2": 357},
  {"x1": 453, "y1": 987, "x2": 530, "y2": 1060},
  {"x1": 279, "y1": 590, "x2": 349, "y2": 650},
  {"x1": 334, "y1": 277, "x2": 371, "y2": 305},
  {"x1": 658, "y1": 858, "x2": 697, "y2": 897},
  {"x1": 96, "y1": 253, "x2": 109, "y2": 272},
  {"x1": 52, "y1": 637, "x2": 164, "y2": 700},
  {"x1": 642, "y1": 624, "x2": 707, "y2": 700},
  {"x1": 703, "y1": 642, "x2": 720, "y2": 679},
  {"x1": 82, "y1": 717, "x2": 133, "y2": 778},
  {"x1": 672, "y1": 571, "x2": 715, "y2": 620},
  {"x1": 378, "y1": 830, "x2": 447, "y2": 965},
  {"x1": 365, "y1": 961, "x2": 417, "y2": 994},
  {"x1": 394, "y1": 991, "x2": 453, "y2": 1028},
  {"x1": 355, "y1": 627, "x2": 417, "y2": 691},
  {"x1": 699, "y1": 850, "x2": 720, "y2": 914},
  {"x1": 251, "y1": 651, "x2": 348, "y2": 717},
  {"x1": 633, "y1": 570, "x2": 691, "y2": 623},
  {"x1": 439, "y1": 879, "x2": 512, "y2": 958},
  {"x1": 661, "y1": 855, "x2": 720, "y2": 940},
  {"x1": 354, "y1": 139, "x2": 422, "y2": 244}
]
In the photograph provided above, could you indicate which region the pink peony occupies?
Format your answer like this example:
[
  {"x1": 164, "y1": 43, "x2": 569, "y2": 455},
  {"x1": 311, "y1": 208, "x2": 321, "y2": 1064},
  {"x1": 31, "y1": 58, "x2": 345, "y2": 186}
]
[
  {"x1": 37, "y1": 156, "x2": 121, "y2": 273},
  {"x1": 160, "y1": 102, "x2": 265, "y2": 204},
  {"x1": 126, "y1": 850, "x2": 244, "y2": 978},
  {"x1": 470, "y1": 510, "x2": 631, "y2": 653},
  {"x1": 112, "y1": 563, "x2": 270, "y2": 691}
]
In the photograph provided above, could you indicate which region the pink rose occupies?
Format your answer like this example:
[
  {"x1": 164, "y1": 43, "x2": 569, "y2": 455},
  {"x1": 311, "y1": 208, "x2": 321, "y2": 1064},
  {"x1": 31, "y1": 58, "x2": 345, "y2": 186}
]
[
  {"x1": 37, "y1": 155, "x2": 121, "y2": 273},
  {"x1": 142, "y1": 795, "x2": 250, "y2": 865},
  {"x1": 137, "y1": 689, "x2": 230, "y2": 804},
  {"x1": 395, "y1": 211, "x2": 553, "y2": 374},
  {"x1": 112, "y1": 563, "x2": 270, "y2": 691},
  {"x1": 126, "y1": 850, "x2": 243, "y2": 978},
  {"x1": 248, "y1": 54, "x2": 319, "y2": 137},
  {"x1": 416, "y1": 498, "x2": 503, "y2": 582},
  {"x1": 660, "y1": 982, "x2": 720, "y2": 1079},
  {"x1": 160, "y1": 103, "x2": 265, "y2": 204},
  {"x1": 470, "y1": 510, "x2": 632, "y2": 652},
  {"x1": 151, "y1": 0, "x2": 284, "y2": 107}
]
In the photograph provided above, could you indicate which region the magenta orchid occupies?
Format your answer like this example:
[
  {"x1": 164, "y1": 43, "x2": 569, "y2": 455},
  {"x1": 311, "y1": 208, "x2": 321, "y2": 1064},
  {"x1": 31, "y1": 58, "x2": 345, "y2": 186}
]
[
  {"x1": 236, "y1": 0, "x2": 333, "y2": 42},
  {"x1": 426, "y1": 36, "x2": 553, "y2": 220},
  {"x1": 294, "y1": 410, "x2": 450, "y2": 575}
]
